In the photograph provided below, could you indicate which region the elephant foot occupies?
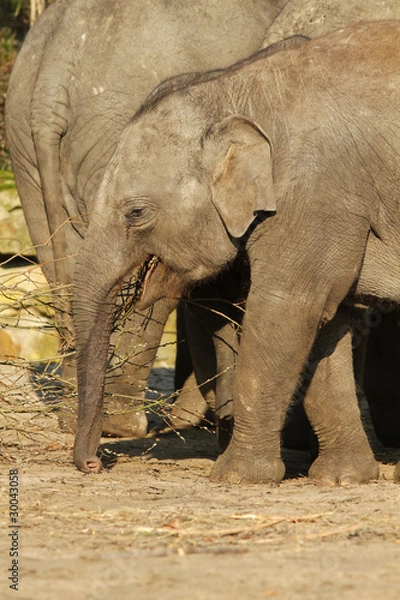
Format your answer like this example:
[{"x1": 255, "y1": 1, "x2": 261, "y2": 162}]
[
  {"x1": 167, "y1": 383, "x2": 211, "y2": 429},
  {"x1": 58, "y1": 401, "x2": 148, "y2": 438},
  {"x1": 102, "y1": 409, "x2": 148, "y2": 438},
  {"x1": 210, "y1": 443, "x2": 285, "y2": 484},
  {"x1": 308, "y1": 450, "x2": 379, "y2": 486}
]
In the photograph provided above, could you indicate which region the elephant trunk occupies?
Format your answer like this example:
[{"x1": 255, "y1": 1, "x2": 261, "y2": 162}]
[{"x1": 72, "y1": 226, "x2": 132, "y2": 473}]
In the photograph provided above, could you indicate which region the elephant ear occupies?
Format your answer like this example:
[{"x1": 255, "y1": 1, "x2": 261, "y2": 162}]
[{"x1": 211, "y1": 116, "x2": 276, "y2": 239}]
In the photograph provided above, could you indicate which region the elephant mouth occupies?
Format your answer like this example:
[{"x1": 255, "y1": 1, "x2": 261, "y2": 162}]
[
  {"x1": 114, "y1": 255, "x2": 160, "y2": 323},
  {"x1": 140, "y1": 254, "x2": 161, "y2": 293},
  {"x1": 115, "y1": 254, "x2": 186, "y2": 319},
  {"x1": 131, "y1": 254, "x2": 161, "y2": 308},
  {"x1": 138, "y1": 254, "x2": 187, "y2": 310}
]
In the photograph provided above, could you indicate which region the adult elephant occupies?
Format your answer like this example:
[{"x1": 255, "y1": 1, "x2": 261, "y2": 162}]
[
  {"x1": 72, "y1": 20, "x2": 400, "y2": 482},
  {"x1": 5, "y1": 0, "x2": 290, "y2": 435},
  {"x1": 261, "y1": 0, "x2": 400, "y2": 45}
]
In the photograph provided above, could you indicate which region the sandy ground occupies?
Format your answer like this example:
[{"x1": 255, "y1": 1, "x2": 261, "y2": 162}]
[{"x1": 1, "y1": 368, "x2": 400, "y2": 600}]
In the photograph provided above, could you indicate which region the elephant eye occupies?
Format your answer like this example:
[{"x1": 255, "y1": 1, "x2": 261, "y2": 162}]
[
  {"x1": 128, "y1": 207, "x2": 145, "y2": 219},
  {"x1": 124, "y1": 202, "x2": 156, "y2": 228}
]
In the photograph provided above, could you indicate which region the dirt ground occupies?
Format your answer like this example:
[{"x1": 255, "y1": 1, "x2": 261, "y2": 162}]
[{"x1": 1, "y1": 368, "x2": 400, "y2": 600}]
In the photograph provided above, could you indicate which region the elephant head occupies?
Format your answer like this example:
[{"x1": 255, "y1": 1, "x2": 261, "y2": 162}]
[{"x1": 72, "y1": 89, "x2": 276, "y2": 472}]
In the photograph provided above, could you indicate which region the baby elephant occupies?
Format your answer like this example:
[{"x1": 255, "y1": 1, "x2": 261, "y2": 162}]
[{"x1": 73, "y1": 20, "x2": 400, "y2": 484}]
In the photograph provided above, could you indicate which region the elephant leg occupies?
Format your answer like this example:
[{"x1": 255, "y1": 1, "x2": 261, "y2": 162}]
[
  {"x1": 305, "y1": 307, "x2": 379, "y2": 485},
  {"x1": 167, "y1": 301, "x2": 211, "y2": 430},
  {"x1": 362, "y1": 310, "x2": 400, "y2": 447},
  {"x1": 213, "y1": 319, "x2": 239, "y2": 453},
  {"x1": 167, "y1": 371, "x2": 211, "y2": 429},
  {"x1": 12, "y1": 168, "x2": 82, "y2": 420},
  {"x1": 174, "y1": 302, "x2": 195, "y2": 390},
  {"x1": 104, "y1": 298, "x2": 175, "y2": 436},
  {"x1": 13, "y1": 166, "x2": 76, "y2": 352},
  {"x1": 210, "y1": 290, "x2": 321, "y2": 484},
  {"x1": 209, "y1": 269, "x2": 377, "y2": 486},
  {"x1": 351, "y1": 306, "x2": 370, "y2": 388},
  {"x1": 186, "y1": 262, "x2": 247, "y2": 447},
  {"x1": 169, "y1": 271, "x2": 244, "y2": 443},
  {"x1": 172, "y1": 273, "x2": 312, "y2": 452}
]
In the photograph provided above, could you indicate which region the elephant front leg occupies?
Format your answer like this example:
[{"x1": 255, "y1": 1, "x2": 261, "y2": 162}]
[
  {"x1": 305, "y1": 307, "x2": 379, "y2": 485},
  {"x1": 103, "y1": 298, "x2": 175, "y2": 437},
  {"x1": 213, "y1": 319, "x2": 239, "y2": 453},
  {"x1": 169, "y1": 298, "x2": 218, "y2": 428},
  {"x1": 210, "y1": 293, "x2": 320, "y2": 484},
  {"x1": 168, "y1": 303, "x2": 210, "y2": 430}
]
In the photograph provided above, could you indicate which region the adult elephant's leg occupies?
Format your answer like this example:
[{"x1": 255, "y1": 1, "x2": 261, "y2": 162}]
[
  {"x1": 102, "y1": 298, "x2": 176, "y2": 437},
  {"x1": 362, "y1": 311, "x2": 400, "y2": 447},
  {"x1": 184, "y1": 264, "x2": 246, "y2": 448},
  {"x1": 169, "y1": 276, "x2": 242, "y2": 441},
  {"x1": 11, "y1": 158, "x2": 76, "y2": 349},
  {"x1": 11, "y1": 163, "x2": 81, "y2": 405},
  {"x1": 167, "y1": 302, "x2": 211, "y2": 430},
  {"x1": 174, "y1": 302, "x2": 195, "y2": 390},
  {"x1": 213, "y1": 318, "x2": 238, "y2": 452},
  {"x1": 305, "y1": 307, "x2": 379, "y2": 485}
]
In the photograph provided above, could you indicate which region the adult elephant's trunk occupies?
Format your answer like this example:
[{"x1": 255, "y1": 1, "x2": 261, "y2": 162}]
[{"x1": 72, "y1": 224, "x2": 132, "y2": 473}]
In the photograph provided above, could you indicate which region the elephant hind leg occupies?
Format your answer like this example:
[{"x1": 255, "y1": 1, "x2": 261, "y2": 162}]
[
  {"x1": 168, "y1": 304, "x2": 213, "y2": 430},
  {"x1": 167, "y1": 372, "x2": 212, "y2": 429},
  {"x1": 305, "y1": 307, "x2": 379, "y2": 486}
]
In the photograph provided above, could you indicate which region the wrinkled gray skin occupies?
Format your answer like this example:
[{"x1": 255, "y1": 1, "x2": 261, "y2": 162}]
[
  {"x1": 262, "y1": 0, "x2": 400, "y2": 46},
  {"x1": 261, "y1": 0, "x2": 400, "y2": 452},
  {"x1": 73, "y1": 20, "x2": 400, "y2": 482},
  {"x1": 5, "y1": 0, "x2": 290, "y2": 435},
  {"x1": 180, "y1": 0, "x2": 400, "y2": 446},
  {"x1": 176, "y1": 250, "x2": 313, "y2": 454}
]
